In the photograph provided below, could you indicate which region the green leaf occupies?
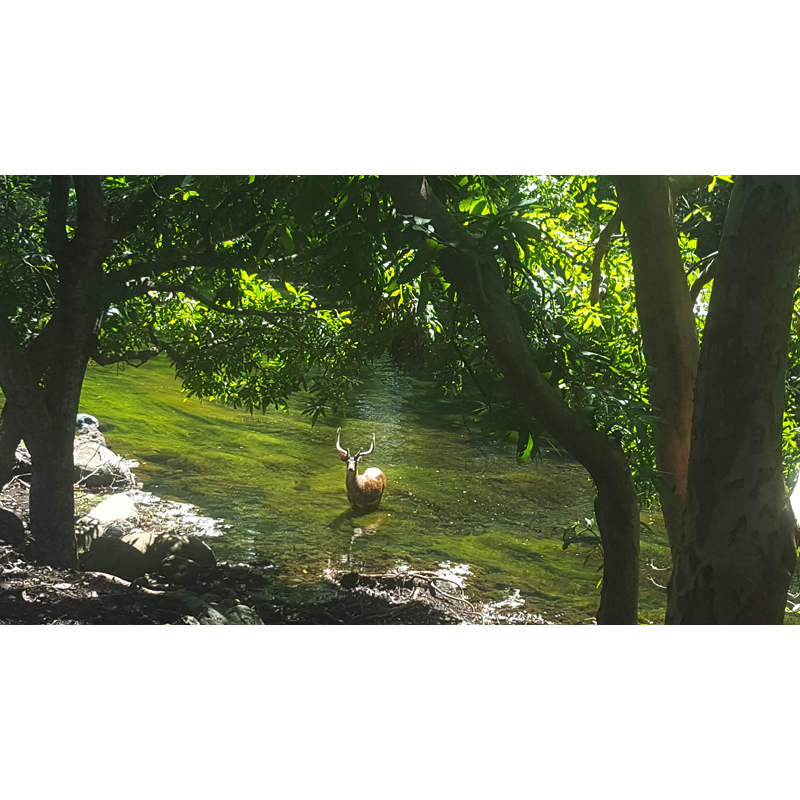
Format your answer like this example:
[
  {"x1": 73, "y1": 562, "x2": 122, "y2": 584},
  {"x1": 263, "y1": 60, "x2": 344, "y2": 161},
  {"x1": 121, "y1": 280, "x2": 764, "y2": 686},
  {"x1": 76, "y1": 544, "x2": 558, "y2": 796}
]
[
  {"x1": 280, "y1": 226, "x2": 294, "y2": 255},
  {"x1": 393, "y1": 247, "x2": 432, "y2": 287},
  {"x1": 470, "y1": 199, "x2": 487, "y2": 216},
  {"x1": 256, "y1": 225, "x2": 278, "y2": 261},
  {"x1": 516, "y1": 431, "x2": 535, "y2": 464}
]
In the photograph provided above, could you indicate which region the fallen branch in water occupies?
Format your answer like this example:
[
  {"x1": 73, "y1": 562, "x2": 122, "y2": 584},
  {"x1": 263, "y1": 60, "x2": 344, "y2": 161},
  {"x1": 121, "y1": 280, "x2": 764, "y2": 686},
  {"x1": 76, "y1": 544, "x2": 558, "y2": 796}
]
[{"x1": 331, "y1": 568, "x2": 480, "y2": 618}]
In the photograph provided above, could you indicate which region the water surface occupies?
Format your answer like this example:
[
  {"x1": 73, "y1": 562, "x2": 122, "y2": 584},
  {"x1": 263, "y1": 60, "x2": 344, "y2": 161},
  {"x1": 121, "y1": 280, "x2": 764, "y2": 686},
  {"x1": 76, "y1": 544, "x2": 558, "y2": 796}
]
[{"x1": 79, "y1": 357, "x2": 672, "y2": 622}]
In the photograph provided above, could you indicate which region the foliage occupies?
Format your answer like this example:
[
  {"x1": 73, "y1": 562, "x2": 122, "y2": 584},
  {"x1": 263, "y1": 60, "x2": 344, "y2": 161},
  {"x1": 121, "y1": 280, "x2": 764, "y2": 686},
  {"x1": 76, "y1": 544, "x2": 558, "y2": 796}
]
[
  {"x1": 0, "y1": 175, "x2": 373, "y2": 426},
  {"x1": 4, "y1": 172, "x2": 798, "y2": 504}
]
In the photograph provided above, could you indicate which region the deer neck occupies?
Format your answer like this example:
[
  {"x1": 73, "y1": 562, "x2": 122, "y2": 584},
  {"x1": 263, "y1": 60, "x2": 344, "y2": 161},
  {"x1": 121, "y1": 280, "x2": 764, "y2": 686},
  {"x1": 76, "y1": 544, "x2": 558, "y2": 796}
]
[{"x1": 346, "y1": 461, "x2": 361, "y2": 492}]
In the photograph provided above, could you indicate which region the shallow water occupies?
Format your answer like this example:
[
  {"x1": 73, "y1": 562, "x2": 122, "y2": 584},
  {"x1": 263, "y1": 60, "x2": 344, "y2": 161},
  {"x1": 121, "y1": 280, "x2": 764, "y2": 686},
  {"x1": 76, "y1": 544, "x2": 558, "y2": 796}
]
[{"x1": 79, "y1": 357, "x2": 672, "y2": 622}]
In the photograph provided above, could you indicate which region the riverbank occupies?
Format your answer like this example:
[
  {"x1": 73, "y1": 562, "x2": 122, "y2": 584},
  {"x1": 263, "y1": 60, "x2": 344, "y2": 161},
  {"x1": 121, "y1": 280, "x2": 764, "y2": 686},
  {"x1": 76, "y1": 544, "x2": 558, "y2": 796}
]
[{"x1": 1, "y1": 476, "x2": 552, "y2": 624}]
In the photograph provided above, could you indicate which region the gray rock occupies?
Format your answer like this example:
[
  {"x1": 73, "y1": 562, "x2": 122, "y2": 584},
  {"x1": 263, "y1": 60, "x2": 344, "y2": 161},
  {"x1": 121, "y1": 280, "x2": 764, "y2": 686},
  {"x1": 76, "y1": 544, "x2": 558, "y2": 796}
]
[
  {"x1": 103, "y1": 524, "x2": 128, "y2": 539},
  {"x1": 75, "y1": 493, "x2": 139, "y2": 554},
  {"x1": 83, "y1": 493, "x2": 138, "y2": 531},
  {"x1": 73, "y1": 437, "x2": 134, "y2": 488},
  {"x1": 75, "y1": 413, "x2": 105, "y2": 445}
]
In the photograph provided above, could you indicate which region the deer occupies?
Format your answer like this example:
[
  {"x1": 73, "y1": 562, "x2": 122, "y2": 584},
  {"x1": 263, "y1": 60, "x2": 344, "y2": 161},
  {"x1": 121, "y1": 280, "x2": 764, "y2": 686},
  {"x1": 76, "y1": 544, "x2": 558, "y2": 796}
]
[{"x1": 335, "y1": 428, "x2": 386, "y2": 510}]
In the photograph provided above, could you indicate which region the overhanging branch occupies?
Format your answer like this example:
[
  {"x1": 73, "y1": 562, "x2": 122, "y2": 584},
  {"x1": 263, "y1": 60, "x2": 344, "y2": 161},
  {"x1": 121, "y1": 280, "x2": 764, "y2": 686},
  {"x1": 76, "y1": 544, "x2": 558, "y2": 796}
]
[
  {"x1": 91, "y1": 346, "x2": 162, "y2": 368},
  {"x1": 102, "y1": 255, "x2": 245, "y2": 303},
  {"x1": 150, "y1": 282, "x2": 284, "y2": 323}
]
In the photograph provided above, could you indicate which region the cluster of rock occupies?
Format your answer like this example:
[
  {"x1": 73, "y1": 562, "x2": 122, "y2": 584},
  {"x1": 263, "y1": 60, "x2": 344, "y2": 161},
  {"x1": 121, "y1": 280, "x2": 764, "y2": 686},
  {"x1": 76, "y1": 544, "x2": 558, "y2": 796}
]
[
  {"x1": 1, "y1": 412, "x2": 264, "y2": 624},
  {"x1": 73, "y1": 413, "x2": 136, "y2": 488},
  {"x1": 70, "y1": 415, "x2": 223, "y2": 584},
  {"x1": 76, "y1": 490, "x2": 217, "y2": 583}
]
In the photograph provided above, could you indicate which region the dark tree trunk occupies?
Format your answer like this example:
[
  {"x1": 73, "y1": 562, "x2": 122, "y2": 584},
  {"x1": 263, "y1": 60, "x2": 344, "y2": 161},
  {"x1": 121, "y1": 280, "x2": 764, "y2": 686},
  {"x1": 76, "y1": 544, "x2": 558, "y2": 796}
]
[
  {"x1": 0, "y1": 176, "x2": 107, "y2": 568},
  {"x1": 385, "y1": 176, "x2": 641, "y2": 624},
  {"x1": 614, "y1": 176, "x2": 700, "y2": 554},
  {"x1": 667, "y1": 176, "x2": 800, "y2": 624},
  {"x1": 0, "y1": 401, "x2": 24, "y2": 489},
  {"x1": 25, "y1": 412, "x2": 80, "y2": 568}
]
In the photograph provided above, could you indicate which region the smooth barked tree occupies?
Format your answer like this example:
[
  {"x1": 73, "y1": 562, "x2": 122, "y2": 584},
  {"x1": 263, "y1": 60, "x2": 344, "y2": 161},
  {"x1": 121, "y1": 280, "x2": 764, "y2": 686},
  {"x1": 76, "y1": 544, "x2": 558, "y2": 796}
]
[{"x1": 667, "y1": 176, "x2": 800, "y2": 623}]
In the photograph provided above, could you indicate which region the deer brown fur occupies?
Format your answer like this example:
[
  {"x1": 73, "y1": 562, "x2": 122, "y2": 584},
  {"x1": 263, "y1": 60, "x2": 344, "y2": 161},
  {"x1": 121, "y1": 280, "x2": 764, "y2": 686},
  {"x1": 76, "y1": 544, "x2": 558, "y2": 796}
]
[{"x1": 335, "y1": 428, "x2": 386, "y2": 510}]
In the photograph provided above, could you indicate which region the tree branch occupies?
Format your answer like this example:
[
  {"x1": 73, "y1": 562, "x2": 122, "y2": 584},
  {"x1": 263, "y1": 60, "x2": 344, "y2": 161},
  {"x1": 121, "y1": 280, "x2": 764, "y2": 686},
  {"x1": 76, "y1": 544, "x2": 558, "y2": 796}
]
[
  {"x1": 102, "y1": 255, "x2": 244, "y2": 304},
  {"x1": 667, "y1": 175, "x2": 711, "y2": 198},
  {"x1": 150, "y1": 282, "x2": 284, "y2": 323},
  {"x1": 589, "y1": 206, "x2": 622, "y2": 305},
  {"x1": 91, "y1": 346, "x2": 162, "y2": 367},
  {"x1": 45, "y1": 176, "x2": 71, "y2": 264},
  {"x1": 667, "y1": 175, "x2": 711, "y2": 216},
  {"x1": 72, "y1": 176, "x2": 107, "y2": 264},
  {"x1": 689, "y1": 257, "x2": 717, "y2": 302},
  {"x1": 106, "y1": 175, "x2": 184, "y2": 244}
]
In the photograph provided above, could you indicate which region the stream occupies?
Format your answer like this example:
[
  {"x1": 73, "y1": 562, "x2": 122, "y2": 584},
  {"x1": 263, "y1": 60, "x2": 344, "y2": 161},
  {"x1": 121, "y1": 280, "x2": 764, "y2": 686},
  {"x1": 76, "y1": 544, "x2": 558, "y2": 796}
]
[{"x1": 79, "y1": 357, "x2": 672, "y2": 623}]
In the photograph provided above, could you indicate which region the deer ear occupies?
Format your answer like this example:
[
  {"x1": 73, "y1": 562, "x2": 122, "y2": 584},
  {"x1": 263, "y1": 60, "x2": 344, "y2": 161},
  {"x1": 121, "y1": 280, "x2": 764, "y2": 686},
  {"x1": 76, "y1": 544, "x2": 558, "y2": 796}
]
[{"x1": 339, "y1": 452, "x2": 348, "y2": 461}]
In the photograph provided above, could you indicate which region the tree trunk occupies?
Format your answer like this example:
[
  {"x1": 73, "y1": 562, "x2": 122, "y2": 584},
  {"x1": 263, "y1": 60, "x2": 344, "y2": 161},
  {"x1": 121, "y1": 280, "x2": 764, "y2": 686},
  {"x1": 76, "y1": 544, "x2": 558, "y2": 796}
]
[
  {"x1": 0, "y1": 176, "x2": 107, "y2": 568},
  {"x1": 385, "y1": 176, "x2": 641, "y2": 624},
  {"x1": 614, "y1": 176, "x2": 700, "y2": 554},
  {"x1": 667, "y1": 176, "x2": 800, "y2": 624},
  {"x1": 0, "y1": 401, "x2": 24, "y2": 489},
  {"x1": 25, "y1": 413, "x2": 80, "y2": 568}
]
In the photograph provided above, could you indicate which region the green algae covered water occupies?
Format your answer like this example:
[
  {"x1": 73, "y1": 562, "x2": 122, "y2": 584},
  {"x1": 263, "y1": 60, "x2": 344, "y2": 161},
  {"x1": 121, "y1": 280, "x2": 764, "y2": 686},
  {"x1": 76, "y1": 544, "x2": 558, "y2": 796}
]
[{"x1": 78, "y1": 357, "x2": 673, "y2": 623}]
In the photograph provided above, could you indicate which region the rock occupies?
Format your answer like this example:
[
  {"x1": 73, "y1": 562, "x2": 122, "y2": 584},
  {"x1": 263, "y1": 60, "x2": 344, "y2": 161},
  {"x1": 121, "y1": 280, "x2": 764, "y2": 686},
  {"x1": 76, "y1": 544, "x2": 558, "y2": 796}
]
[
  {"x1": 74, "y1": 517, "x2": 101, "y2": 555},
  {"x1": 12, "y1": 445, "x2": 31, "y2": 478},
  {"x1": 224, "y1": 604, "x2": 264, "y2": 625},
  {"x1": 84, "y1": 493, "x2": 138, "y2": 531},
  {"x1": 75, "y1": 493, "x2": 139, "y2": 554},
  {"x1": 103, "y1": 524, "x2": 127, "y2": 539},
  {"x1": 159, "y1": 554, "x2": 201, "y2": 584},
  {"x1": 81, "y1": 536, "x2": 149, "y2": 581},
  {"x1": 166, "y1": 591, "x2": 229, "y2": 623},
  {"x1": 73, "y1": 437, "x2": 134, "y2": 488},
  {"x1": 0, "y1": 507, "x2": 25, "y2": 549},
  {"x1": 121, "y1": 531, "x2": 216, "y2": 573},
  {"x1": 150, "y1": 532, "x2": 216, "y2": 569},
  {"x1": 75, "y1": 413, "x2": 106, "y2": 445}
]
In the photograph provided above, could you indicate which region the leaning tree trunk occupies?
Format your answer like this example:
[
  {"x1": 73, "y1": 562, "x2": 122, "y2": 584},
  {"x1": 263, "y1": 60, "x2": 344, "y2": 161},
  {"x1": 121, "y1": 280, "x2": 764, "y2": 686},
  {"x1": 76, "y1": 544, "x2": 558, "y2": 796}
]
[
  {"x1": 613, "y1": 176, "x2": 701, "y2": 554},
  {"x1": 385, "y1": 176, "x2": 641, "y2": 624},
  {"x1": 667, "y1": 176, "x2": 800, "y2": 624}
]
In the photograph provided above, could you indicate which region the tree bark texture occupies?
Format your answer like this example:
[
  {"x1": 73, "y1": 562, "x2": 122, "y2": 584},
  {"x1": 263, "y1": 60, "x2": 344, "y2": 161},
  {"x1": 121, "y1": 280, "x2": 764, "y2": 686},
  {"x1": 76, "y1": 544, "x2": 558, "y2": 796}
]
[
  {"x1": 0, "y1": 177, "x2": 108, "y2": 568},
  {"x1": 385, "y1": 176, "x2": 641, "y2": 624},
  {"x1": 614, "y1": 176, "x2": 700, "y2": 555},
  {"x1": 0, "y1": 401, "x2": 24, "y2": 489},
  {"x1": 667, "y1": 176, "x2": 800, "y2": 624}
]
